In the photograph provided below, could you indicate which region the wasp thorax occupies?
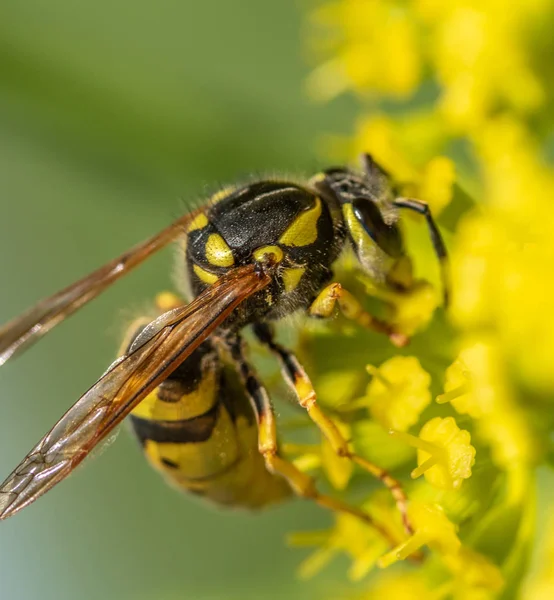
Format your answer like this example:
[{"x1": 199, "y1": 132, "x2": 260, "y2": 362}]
[{"x1": 252, "y1": 245, "x2": 284, "y2": 266}]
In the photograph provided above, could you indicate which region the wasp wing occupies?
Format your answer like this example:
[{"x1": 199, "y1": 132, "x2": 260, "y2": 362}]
[
  {"x1": 0, "y1": 209, "x2": 202, "y2": 366},
  {"x1": 0, "y1": 264, "x2": 270, "y2": 520}
]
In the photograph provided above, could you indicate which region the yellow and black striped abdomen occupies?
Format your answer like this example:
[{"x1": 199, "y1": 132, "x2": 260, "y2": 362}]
[{"x1": 129, "y1": 339, "x2": 290, "y2": 509}]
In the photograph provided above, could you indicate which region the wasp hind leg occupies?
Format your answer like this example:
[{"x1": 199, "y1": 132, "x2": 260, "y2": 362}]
[
  {"x1": 309, "y1": 282, "x2": 409, "y2": 347},
  {"x1": 228, "y1": 335, "x2": 397, "y2": 546},
  {"x1": 253, "y1": 323, "x2": 412, "y2": 535}
]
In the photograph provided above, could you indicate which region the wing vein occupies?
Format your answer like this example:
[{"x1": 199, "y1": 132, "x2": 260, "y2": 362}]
[{"x1": 0, "y1": 264, "x2": 271, "y2": 519}]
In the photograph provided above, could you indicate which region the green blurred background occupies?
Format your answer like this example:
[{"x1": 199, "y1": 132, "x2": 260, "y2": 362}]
[{"x1": 0, "y1": 2, "x2": 358, "y2": 599}]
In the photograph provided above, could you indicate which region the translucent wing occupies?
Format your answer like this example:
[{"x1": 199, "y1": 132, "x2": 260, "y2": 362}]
[
  {"x1": 0, "y1": 208, "x2": 202, "y2": 366},
  {"x1": 0, "y1": 264, "x2": 270, "y2": 520}
]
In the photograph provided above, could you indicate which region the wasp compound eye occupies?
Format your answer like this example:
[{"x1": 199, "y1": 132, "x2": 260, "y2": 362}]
[{"x1": 352, "y1": 198, "x2": 403, "y2": 257}]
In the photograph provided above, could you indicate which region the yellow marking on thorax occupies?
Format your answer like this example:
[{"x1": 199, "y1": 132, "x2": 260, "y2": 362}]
[
  {"x1": 205, "y1": 233, "x2": 235, "y2": 267},
  {"x1": 187, "y1": 213, "x2": 209, "y2": 232},
  {"x1": 252, "y1": 245, "x2": 284, "y2": 263},
  {"x1": 193, "y1": 264, "x2": 219, "y2": 284},
  {"x1": 279, "y1": 197, "x2": 322, "y2": 247},
  {"x1": 282, "y1": 266, "x2": 305, "y2": 293},
  {"x1": 131, "y1": 363, "x2": 219, "y2": 421}
]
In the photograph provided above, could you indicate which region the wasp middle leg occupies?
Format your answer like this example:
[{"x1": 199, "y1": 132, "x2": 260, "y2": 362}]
[
  {"x1": 227, "y1": 335, "x2": 397, "y2": 545},
  {"x1": 309, "y1": 283, "x2": 409, "y2": 347},
  {"x1": 253, "y1": 323, "x2": 412, "y2": 535}
]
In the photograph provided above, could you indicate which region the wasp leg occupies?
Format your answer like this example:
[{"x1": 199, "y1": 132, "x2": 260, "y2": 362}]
[
  {"x1": 228, "y1": 335, "x2": 397, "y2": 545},
  {"x1": 253, "y1": 323, "x2": 412, "y2": 535},
  {"x1": 309, "y1": 282, "x2": 409, "y2": 347},
  {"x1": 393, "y1": 197, "x2": 450, "y2": 307}
]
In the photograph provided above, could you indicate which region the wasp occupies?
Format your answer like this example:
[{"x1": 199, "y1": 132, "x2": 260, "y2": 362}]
[{"x1": 0, "y1": 154, "x2": 448, "y2": 543}]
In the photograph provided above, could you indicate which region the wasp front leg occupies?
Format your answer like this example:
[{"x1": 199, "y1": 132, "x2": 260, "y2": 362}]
[
  {"x1": 254, "y1": 324, "x2": 412, "y2": 535},
  {"x1": 393, "y1": 197, "x2": 450, "y2": 307},
  {"x1": 228, "y1": 335, "x2": 397, "y2": 546},
  {"x1": 309, "y1": 282, "x2": 409, "y2": 347}
]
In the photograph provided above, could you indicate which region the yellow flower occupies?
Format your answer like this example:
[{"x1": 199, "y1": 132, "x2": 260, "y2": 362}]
[
  {"x1": 437, "y1": 352, "x2": 481, "y2": 419},
  {"x1": 378, "y1": 502, "x2": 460, "y2": 567},
  {"x1": 442, "y1": 547, "x2": 504, "y2": 599},
  {"x1": 362, "y1": 572, "x2": 435, "y2": 599},
  {"x1": 523, "y1": 517, "x2": 554, "y2": 600},
  {"x1": 414, "y1": 4, "x2": 545, "y2": 131},
  {"x1": 307, "y1": 0, "x2": 422, "y2": 101},
  {"x1": 288, "y1": 496, "x2": 395, "y2": 581},
  {"x1": 350, "y1": 114, "x2": 419, "y2": 182},
  {"x1": 394, "y1": 417, "x2": 476, "y2": 490},
  {"x1": 305, "y1": 0, "x2": 554, "y2": 592},
  {"x1": 463, "y1": 118, "x2": 554, "y2": 394},
  {"x1": 417, "y1": 156, "x2": 456, "y2": 216},
  {"x1": 362, "y1": 356, "x2": 432, "y2": 432},
  {"x1": 410, "y1": 463, "x2": 500, "y2": 525},
  {"x1": 457, "y1": 339, "x2": 538, "y2": 470},
  {"x1": 385, "y1": 280, "x2": 440, "y2": 336},
  {"x1": 359, "y1": 271, "x2": 440, "y2": 337}
]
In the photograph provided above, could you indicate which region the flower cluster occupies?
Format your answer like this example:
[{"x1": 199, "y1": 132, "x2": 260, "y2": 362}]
[{"x1": 287, "y1": 1, "x2": 554, "y2": 597}]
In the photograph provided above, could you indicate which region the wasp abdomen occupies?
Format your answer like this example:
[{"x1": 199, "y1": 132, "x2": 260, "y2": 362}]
[{"x1": 129, "y1": 337, "x2": 290, "y2": 509}]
